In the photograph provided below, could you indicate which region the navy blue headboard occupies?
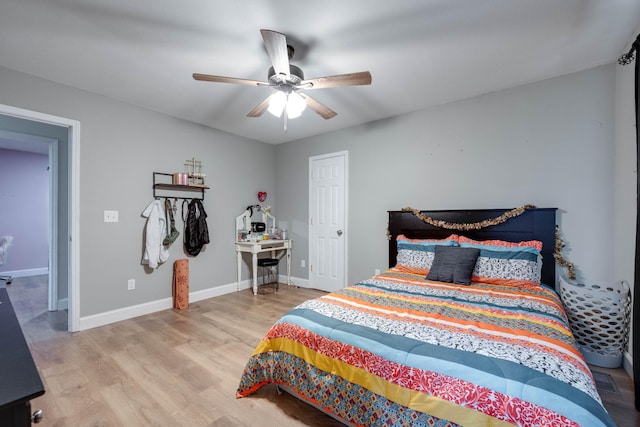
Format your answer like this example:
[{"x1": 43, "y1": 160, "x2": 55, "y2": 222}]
[{"x1": 388, "y1": 208, "x2": 558, "y2": 287}]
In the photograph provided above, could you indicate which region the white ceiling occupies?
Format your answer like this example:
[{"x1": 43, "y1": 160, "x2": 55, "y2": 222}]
[{"x1": 0, "y1": 0, "x2": 639, "y2": 145}]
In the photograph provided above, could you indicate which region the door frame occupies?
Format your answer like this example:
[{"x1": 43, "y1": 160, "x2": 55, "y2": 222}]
[
  {"x1": 0, "y1": 103, "x2": 81, "y2": 332},
  {"x1": 308, "y1": 150, "x2": 349, "y2": 290}
]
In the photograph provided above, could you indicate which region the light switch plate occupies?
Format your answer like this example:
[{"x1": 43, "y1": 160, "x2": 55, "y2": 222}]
[{"x1": 104, "y1": 210, "x2": 119, "y2": 223}]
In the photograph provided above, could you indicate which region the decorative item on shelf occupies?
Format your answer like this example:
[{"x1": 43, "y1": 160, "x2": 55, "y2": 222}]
[
  {"x1": 185, "y1": 157, "x2": 206, "y2": 187},
  {"x1": 172, "y1": 173, "x2": 188, "y2": 186}
]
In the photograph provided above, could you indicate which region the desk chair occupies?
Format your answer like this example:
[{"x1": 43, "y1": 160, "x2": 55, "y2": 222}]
[
  {"x1": 257, "y1": 258, "x2": 279, "y2": 294},
  {"x1": 0, "y1": 236, "x2": 13, "y2": 285}
]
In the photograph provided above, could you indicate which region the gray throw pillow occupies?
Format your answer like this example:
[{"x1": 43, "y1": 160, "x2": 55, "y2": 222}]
[{"x1": 426, "y1": 245, "x2": 480, "y2": 285}]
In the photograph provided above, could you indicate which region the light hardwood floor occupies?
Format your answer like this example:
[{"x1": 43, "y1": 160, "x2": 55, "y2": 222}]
[{"x1": 5, "y1": 276, "x2": 638, "y2": 426}]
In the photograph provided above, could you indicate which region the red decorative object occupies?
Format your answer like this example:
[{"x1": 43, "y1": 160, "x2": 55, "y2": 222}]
[{"x1": 258, "y1": 191, "x2": 267, "y2": 203}]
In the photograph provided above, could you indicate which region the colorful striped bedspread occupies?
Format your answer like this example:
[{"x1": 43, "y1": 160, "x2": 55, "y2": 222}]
[{"x1": 236, "y1": 268, "x2": 616, "y2": 427}]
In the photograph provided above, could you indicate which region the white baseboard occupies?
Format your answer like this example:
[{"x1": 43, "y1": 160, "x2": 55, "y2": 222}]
[
  {"x1": 0, "y1": 268, "x2": 48, "y2": 278},
  {"x1": 282, "y1": 275, "x2": 309, "y2": 288},
  {"x1": 77, "y1": 276, "x2": 308, "y2": 331},
  {"x1": 623, "y1": 350, "x2": 633, "y2": 379}
]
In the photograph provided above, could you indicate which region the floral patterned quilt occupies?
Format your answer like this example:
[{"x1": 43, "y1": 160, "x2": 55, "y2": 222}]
[{"x1": 236, "y1": 268, "x2": 616, "y2": 427}]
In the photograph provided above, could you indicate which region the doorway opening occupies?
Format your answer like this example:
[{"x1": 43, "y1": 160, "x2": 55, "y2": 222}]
[
  {"x1": 0, "y1": 131, "x2": 68, "y2": 341},
  {"x1": 0, "y1": 103, "x2": 81, "y2": 332}
]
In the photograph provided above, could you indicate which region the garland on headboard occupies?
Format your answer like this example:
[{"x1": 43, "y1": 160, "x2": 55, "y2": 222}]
[
  {"x1": 554, "y1": 225, "x2": 576, "y2": 280},
  {"x1": 400, "y1": 204, "x2": 536, "y2": 231}
]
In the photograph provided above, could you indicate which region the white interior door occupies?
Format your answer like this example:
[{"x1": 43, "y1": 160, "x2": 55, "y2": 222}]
[{"x1": 309, "y1": 151, "x2": 347, "y2": 292}]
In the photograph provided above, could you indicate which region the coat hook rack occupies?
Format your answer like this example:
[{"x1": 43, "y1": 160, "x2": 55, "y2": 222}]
[{"x1": 152, "y1": 172, "x2": 208, "y2": 201}]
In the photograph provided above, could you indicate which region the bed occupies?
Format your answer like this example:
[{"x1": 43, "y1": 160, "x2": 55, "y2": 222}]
[{"x1": 236, "y1": 208, "x2": 616, "y2": 426}]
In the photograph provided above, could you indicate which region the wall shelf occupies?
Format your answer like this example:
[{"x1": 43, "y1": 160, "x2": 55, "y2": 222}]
[{"x1": 153, "y1": 172, "x2": 208, "y2": 200}]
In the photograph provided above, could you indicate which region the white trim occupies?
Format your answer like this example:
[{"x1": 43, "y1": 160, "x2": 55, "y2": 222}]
[
  {"x1": 49, "y1": 139, "x2": 59, "y2": 311},
  {"x1": 77, "y1": 277, "x2": 309, "y2": 331},
  {"x1": 79, "y1": 280, "x2": 245, "y2": 331},
  {"x1": 69, "y1": 118, "x2": 80, "y2": 332},
  {"x1": 0, "y1": 103, "x2": 81, "y2": 331},
  {"x1": 623, "y1": 351, "x2": 633, "y2": 379},
  {"x1": 283, "y1": 275, "x2": 310, "y2": 289},
  {"x1": 79, "y1": 297, "x2": 175, "y2": 331}
]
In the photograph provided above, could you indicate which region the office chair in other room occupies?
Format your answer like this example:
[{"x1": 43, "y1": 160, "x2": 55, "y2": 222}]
[{"x1": 0, "y1": 236, "x2": 13, "y2": 285}]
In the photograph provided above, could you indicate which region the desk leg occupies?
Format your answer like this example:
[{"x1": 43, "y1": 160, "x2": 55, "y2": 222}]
[
  {"x1": 236, "y1": 251, "x2": 242, "y2": 291},
  {"x1": 252, "y1": 253, "x2": 258, "y2": 295},
  {"x1": 286, "y1": 247, "x2": 292, "y2": 286}
]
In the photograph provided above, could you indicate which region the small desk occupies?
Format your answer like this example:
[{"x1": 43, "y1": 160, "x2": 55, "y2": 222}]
[
  {"x1": 235, "y1": 239, "x2": 292, "y2": 295},
  {"x1": 0, "y1": 288, "x2": 45, "y2": 426}
]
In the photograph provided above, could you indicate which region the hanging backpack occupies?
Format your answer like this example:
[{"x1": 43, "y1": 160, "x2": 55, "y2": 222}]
[{"x1": 183, "y1": 198, "x2": 210, "y2": 256}]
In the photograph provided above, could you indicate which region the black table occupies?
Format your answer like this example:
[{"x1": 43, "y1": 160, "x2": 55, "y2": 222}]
[{"x1": 0, "y1": 288, "x2": 44, "y2": 425}]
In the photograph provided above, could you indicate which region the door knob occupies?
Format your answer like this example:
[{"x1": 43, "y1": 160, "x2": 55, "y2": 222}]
[{"x1": 337, "y1": 230, "x2": 343, "y2": 236}]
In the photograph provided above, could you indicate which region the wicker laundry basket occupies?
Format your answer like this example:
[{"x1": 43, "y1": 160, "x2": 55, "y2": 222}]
[{"x1": 559, "y1": 276, "x2": 631, "y2": 368}]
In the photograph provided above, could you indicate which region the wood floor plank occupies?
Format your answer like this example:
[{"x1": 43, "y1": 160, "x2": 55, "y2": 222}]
[{"x1": 99, "y1": 380, "x2": 178, "y2": 426}]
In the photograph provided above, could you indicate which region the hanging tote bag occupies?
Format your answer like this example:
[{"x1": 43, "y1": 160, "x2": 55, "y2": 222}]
[{"x1": 183, "y1": 198, "x2": 210, "y2": 256}]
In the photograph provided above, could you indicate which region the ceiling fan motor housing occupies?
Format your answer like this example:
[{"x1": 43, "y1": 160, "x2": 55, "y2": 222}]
[{"x1": 268, "y1": 65, "x2": 304, "y2": 85}]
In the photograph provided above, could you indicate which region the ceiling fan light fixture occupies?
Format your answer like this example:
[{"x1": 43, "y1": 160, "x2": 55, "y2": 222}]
[
  {"x1": 267, "y1": 91, "x2": 287, "y2": 117},
  {"x1": 286, "y1": 92, "x2": 307, "y2": 119},
  {"x1": 268, "y1": 91, "x2": 307, "y2": 119}
]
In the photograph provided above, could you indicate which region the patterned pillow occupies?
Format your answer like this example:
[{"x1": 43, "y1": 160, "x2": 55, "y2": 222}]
[
  {"x1": 395, "y1": 234, "x2": 459, "y2": 275},
  {"x1": 458, "y1": 236, "x2": 543, "y2": 286}
]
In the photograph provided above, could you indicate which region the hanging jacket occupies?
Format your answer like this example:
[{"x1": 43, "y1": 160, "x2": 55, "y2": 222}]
[
  {"x1": 142, "y1": 199, "x2": 170, "y2": 268},
  {"x1": 183, "y1": 198, "x2": 210, "y2": 256}
]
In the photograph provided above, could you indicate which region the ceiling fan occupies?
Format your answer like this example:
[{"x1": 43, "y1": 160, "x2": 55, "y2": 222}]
[{"x1": 193, "y1": 29, "x2": 372, "y2": 124}]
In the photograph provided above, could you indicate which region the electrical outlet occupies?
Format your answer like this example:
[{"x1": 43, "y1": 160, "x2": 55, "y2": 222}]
[
  {"x1": 300, "y1": 259, "x2": 306, "y2": 268},
  {"x1": 375, "y1": 269, "x2": 381, "y2": 276},
  {"x1": 127, "y1": 279, "x2": 135, "y2": 290},
  {"x1": 104, "y1": 210, "x2": 119, "y2": 223}
]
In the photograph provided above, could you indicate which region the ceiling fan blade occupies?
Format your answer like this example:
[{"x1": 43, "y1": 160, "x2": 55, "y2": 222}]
[
  {"x1": 246, "y1": 95, "x2": 273, "y2": 118},
  {"x1": 193, "y1": 73, "x2": 267, "y2": 87},
  {"x1": 260, "y1": 29, "x2": 290, "y2": 81},
  {"x1": 301, "y1": 71, "x2": 372, "y2": 89},
  {"x1": 299, "y1": 93, "x2": 337, "y2": 120}
]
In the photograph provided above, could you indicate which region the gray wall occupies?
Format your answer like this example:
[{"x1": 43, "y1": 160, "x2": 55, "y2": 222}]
[
  {"x1": 0, "y1": 65, "x2": 276, "y2": 317},
  {"x1": 276, "y1": 64, "x2": 617, "y2": 287}
]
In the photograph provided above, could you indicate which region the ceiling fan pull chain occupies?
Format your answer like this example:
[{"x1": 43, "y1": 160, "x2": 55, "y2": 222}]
[{"x1": 284, "y1": 109, "x2": 288, "y2": 133}]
